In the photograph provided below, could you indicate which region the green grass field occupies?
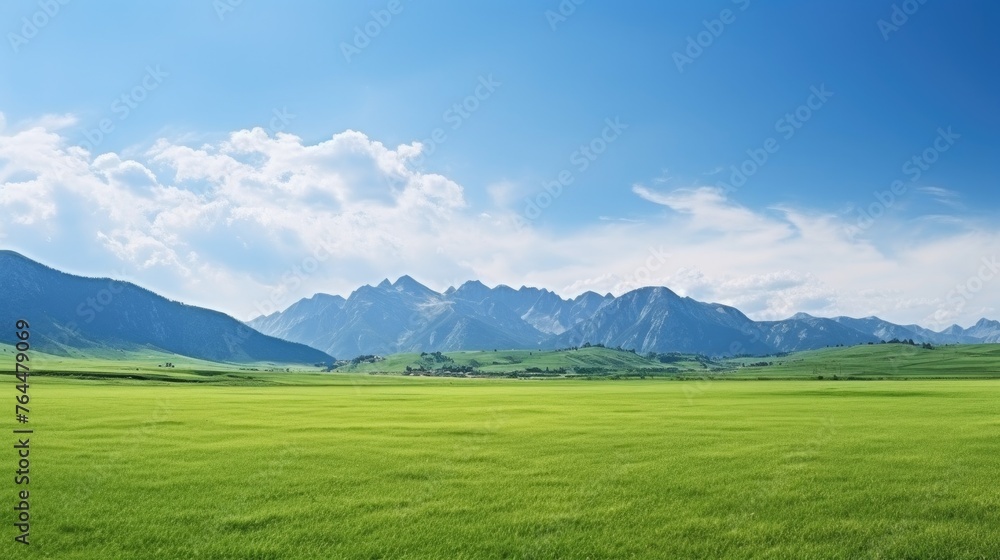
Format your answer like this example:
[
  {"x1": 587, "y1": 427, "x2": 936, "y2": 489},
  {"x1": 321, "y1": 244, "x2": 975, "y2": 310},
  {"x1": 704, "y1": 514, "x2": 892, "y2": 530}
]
[
  {"x1": 4, "y1": 370, "x2": 1000, "y2": 558},
  {"x1": 725, "y1": 343, "x2": 1000, "y2": 379}
]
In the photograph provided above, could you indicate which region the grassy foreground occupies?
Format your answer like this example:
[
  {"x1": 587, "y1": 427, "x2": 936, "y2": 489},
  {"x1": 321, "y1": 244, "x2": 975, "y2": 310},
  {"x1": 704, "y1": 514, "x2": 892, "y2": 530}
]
[{"x1": 4, "y1": 375, "x2": 999, "y2": 559}]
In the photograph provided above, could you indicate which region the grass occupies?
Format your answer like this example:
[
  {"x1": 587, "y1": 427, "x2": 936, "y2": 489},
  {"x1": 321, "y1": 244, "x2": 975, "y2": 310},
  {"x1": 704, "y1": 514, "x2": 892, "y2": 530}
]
[
  {"x1": 338, "y1": 346, "x2": 722, "y2": 377},
  {"x1": 3, "y1": 372, "x2": 1000, "y2": 558},
  {"x1": 724, "y1": 343, "x2": 1000, "y2": 379},
  {"x1": 10, "y1": 341, "x2": 1000, "y2": 381},
  {"x1": 0, "y1": 342, "x2": 326, "y2": 384},
  {"x1": 331, "y1": 344, "x2": 1000, "y2": 380}
]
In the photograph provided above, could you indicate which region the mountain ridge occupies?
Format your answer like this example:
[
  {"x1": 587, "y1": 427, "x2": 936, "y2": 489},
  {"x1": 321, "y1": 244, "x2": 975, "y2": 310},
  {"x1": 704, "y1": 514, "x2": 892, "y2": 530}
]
[
  {"x1": 3, "y1": 251, "x2": 994, "y2": 360},
  {"x1": 249, "y1": 275, "x2": 998, "y2": 358},
  {"x1": 0, "y1": 251, "x2": 334, "y2": 364}
]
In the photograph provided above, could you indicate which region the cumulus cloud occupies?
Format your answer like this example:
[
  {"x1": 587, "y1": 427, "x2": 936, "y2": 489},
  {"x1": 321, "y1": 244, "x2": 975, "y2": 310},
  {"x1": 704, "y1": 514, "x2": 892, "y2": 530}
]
[{"x1": 1, "y1": 113, "x2": 998, "y2": 329}]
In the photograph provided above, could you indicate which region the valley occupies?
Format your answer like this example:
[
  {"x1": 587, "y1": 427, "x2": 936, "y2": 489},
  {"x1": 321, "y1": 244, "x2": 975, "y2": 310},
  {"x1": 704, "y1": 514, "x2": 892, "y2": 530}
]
[
  {"x1": 3, "y1": 251, "x2": 1000, "y2": 559},
  {"x1": 2, "y1": 372, "x2": 998, "y2": 558},
  {"x1": 9, "y1": 340, "x2": 1000, "y2": 383}
]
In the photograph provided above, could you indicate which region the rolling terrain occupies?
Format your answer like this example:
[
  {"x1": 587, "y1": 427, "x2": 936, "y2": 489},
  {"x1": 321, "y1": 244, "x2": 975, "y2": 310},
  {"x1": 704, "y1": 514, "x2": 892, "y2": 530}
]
[
  {"x1": 337, "y1": 346, "x2": 721, "y2": 377},
  {"x1": 8, "y1": 340, "x2": 999, "y2": 382},
  {"x1": 725, "y1": 343, "x2": 1000, "y2": 379},
  {"x1": 0, "y1": 251, "x2": 333, "y2": 364},
  {"x1": 341, "y1": 343, "x2": 1000, "y2": 380}
]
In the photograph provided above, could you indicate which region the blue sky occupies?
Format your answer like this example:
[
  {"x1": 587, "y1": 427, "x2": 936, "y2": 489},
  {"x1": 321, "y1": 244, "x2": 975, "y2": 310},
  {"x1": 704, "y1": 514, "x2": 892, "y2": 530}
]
[{"x1": 1, "y1": 0, "x2": 998, "y2": 327}]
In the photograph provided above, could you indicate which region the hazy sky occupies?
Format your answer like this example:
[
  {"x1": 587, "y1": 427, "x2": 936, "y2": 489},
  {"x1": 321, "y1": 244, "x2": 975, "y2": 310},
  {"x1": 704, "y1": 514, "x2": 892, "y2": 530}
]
[{"x1": 1, "y1": 0, "x2": 997, "y2": 327}]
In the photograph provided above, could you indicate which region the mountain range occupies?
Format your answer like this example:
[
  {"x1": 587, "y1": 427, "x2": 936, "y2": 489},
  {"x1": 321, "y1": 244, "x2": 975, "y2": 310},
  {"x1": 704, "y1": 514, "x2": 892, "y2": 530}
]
[
  {"x1": 249, "y1": 275, "x2": 1000, "y2": 358},
  {"x1": 1, "y1": 251, "x2": 996, "y2": 362},
  {"x1": 0, "y1": 251, "x2": 333, "y2": 364}
]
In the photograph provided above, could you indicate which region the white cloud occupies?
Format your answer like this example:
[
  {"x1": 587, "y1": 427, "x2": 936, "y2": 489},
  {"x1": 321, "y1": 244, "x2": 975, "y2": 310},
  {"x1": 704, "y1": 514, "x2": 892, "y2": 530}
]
[
  {"x1": 597, "y1": 216, "x2": 640, "y2": 223},
  {"x1": 1, "y1": 115, "x2": 998, "y2": 329},
  {"x1": 633, "y1": 184, "x2": 788, "y2": 234},
  {"x1": 24, "y1": 113, "x2": 78, "y2": 131},
  {"x1": 918, "y1": 186, "x2": 965, "y2": 209},
  {"x1": 486, "y1": 181, "x2": 520, "y2": 208}
]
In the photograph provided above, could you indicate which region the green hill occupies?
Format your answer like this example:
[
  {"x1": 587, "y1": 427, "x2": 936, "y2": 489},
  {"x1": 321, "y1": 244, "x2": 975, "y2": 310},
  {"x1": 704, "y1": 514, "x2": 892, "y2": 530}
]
[
  {"x1": 337, "y1": 346, "x2": 722, "y2": 377},
  {"x1": 0, "y1": 342, "x2": 325, "y2": 384},
  {"x1": 6, "y1": 341, "x2": 998, "y2": 383},
  {"x1": 723, "y1": 343, "x2": 1000, "y2": 379}
]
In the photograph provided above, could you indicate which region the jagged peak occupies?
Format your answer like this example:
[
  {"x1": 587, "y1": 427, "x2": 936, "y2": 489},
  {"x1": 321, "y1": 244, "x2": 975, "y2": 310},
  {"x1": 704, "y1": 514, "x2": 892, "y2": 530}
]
[
  {"x1": 456, "y1": 279, "x2": 489, "y2": 292},
  {"x1": 573, "y1": 290, "x2": 603, "y2": 302},
  {"x1": 309, "y1": 292, "x2": 344, "y2": 302},
  {"x1": 393, "y1": 274, "x2": 417, "y2": 285},
  {"x1": 392, "y1": 275, "x2": 432, "y2": 291},
  {"x1": 623, "y1": 285, "x2": 680, "y2": 298}
]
